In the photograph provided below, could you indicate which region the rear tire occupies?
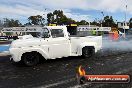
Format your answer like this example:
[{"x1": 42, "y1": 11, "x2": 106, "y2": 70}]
[
  {"x1": 82, "y1": 46, "x2": 95, "y2": 58},
  {"x1": 22, "y1": 52, "x2": 39, "y2": 66}
]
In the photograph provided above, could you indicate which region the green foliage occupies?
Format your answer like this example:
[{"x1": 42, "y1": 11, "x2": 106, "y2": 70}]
[
  {"x1": 90, "y1": 20, "x2": 100, "y2": 26},
  {"x1": 47, "y1": 10, "x2": 76, "y2": 25},
  {"x1": 47, "y1": 13, "x2": 54, "y2": 24},
  {"x1": 5, "y1": 32, "x2": 12, "y2": 36},
  {"x1": 76, "y1": 20, "x2": 89, "y2": 25},
  {"x1": 47, "y1": 10, "x2": 117, "y2": 27},
  {"x1": 129, "y1": 18, "x2": 132, "y2": 28},
  {"x1": 3, "y1": 18, "x2": 22, "y2": 27},
  {"x1": 3, "y1": 10, "x2": 128, "y2": 27},
  {"x1": 28, "y1": 15, "x2": 45, "y2": 25},
  {"x1": 102, "y1": 16, "x2": 117, "y2": 27}
]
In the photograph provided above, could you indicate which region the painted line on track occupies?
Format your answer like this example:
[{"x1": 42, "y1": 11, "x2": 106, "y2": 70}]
[{"x1": 37, "y1": 78, "x2": 76, "y2": 88}]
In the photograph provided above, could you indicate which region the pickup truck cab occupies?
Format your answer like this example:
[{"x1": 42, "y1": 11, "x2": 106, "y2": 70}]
[{"x1": 9, "y1": 26, "x2": 102, "y2": 66}]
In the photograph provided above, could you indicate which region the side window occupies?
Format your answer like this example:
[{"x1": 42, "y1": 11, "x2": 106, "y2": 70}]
[
  {"x1": 51, "y1": 29, "x2": 64, "y2": 38},
  {"x1": 42, "y1": 28, "x2": 50, "y2": 38}
]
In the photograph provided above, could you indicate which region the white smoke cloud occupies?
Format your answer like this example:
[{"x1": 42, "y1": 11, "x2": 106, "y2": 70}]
[{"x1": 102, "y1": 35, "x2": 132, "y2": 52}]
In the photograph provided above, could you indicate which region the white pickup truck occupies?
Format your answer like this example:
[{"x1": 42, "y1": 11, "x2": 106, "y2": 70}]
[{"x1": 9, "y1": 26, "x2": 102, "y2": 66}]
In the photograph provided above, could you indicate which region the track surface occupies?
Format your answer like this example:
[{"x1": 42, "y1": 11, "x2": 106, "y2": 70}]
[
  {"x1": 0, "y1": 38, "x2": 132, "y2": 88},
  {"x1": 0, "y1": 51, "x2": 132, "y2": 88}
]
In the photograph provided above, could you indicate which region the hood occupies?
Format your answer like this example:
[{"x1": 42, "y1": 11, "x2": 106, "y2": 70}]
[
  {"x1": 10, "y1": 37, "x2": 42, "y2": 48},
  {"x1": 18, "y1": 35, "x2": 33, "y2": 40}
]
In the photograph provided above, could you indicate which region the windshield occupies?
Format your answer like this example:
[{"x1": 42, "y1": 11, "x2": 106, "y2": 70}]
[{"x1": 37, "y1": 28, "x2": 50, "y2": 38}]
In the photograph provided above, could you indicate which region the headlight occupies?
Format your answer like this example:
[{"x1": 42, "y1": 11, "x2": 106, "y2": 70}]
[{"x1": 10, "y1": 41, "x2": 16, "y2": 48}]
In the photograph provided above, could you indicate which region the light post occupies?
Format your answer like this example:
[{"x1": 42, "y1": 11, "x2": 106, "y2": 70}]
[
  {"x1": 125, "y1": 4, "x2": 127, "y2": 26},
  {"x1": 124, "y1": 5, "x2": 127, "y2": 36},
  {"x1": 92, "y1": 17, "x2": 99, "y2": 26},
  {"x1": 101, "y1": 12, "x2": 104, "y2": 27},
  {"x1": 123, "y1": 0, "x2": 127, "y2": 37},
  {"x1": 43, "y1": 8, "x2": 47, "y2": 26},
  {"x1": 88, "y1": 21, "x2": 90, "y2": 27},
  {"x1": 115, "y1": 20, "x2": 118, "y2": 28},
  {"x1": 85, "y1": 16, "x2": 90, "y2": 27}
]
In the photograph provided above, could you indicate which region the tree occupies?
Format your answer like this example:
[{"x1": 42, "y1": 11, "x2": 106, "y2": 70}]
[
  {"x1": 28, "y1": 15, "x2": 45, "y2": 25},
  {"x1": 129, "y1": 18, "x2": 132, "y2": 28},
  {"x1": 102, "y1": 16, "x2": 116, "y2": 27},
  {"x1": 76, "y1": 20, "x2": 89, "y2": 25},
  {"x1": 3, "y1": 18, "x2": 22, "y2": 27},
  {"x1": 47, "y1": 13, "x2": 54, "y2": 24},
  {"x1": 91, "y1": 20, "x2": 100, "y2": 26},
  {"x1": 47, "y1": 10, "x2": 76, "y2": 25},
  {"x1": 47, "y1": 10, "x2": 118, "y2": 27}
]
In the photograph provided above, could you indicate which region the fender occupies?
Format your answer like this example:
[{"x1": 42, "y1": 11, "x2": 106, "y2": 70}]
[
  {"x1": 77, "y1": 42, "x2": 97, "y2": 55},
  {"x1": 18, "y1": 47, "x2": 50, "y2": 62}
]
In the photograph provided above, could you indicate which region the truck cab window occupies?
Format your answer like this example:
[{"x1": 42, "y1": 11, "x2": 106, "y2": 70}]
[
  {"x1": 41, "y1": 28, "x2": 50, "y2": 38},
  {"x1": 51, "y1": 29, "x2": 64, "y2": 38}
]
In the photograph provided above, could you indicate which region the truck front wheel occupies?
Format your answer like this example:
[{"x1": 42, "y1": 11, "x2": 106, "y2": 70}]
[
  {"x1": 22, "y1": 52, "x2": 39, "y2": 66},
  {"x1": 82, "y1": 46, "x2": 95, "y2": 58}
]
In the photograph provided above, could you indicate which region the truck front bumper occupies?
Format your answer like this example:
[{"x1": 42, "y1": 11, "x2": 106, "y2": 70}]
[{"x1": 9, "y1": 48, "x2": 21, "y2": 62}]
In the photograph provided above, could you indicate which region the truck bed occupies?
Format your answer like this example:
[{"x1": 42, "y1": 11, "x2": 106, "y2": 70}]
[{"x1": 70, "y1": 36, "x2": 102, "y2": 54}]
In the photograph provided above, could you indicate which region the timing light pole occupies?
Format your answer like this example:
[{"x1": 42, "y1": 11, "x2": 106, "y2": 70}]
[{"x1": 124, "y1": 0, "x2": 127, "y2": 37}]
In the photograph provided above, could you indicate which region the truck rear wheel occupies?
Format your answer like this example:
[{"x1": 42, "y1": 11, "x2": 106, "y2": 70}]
[
  {"x1": 82, "y1": 46, "x2": 95, "y2": 58},
  {"x1": 22, "y1": 52, "x2": 39, "y2": 66}
]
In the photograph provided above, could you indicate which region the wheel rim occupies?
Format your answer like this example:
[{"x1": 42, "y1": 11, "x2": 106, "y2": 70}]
[
  {"x1": 23, "y1": 53, "x2": 39, "y2": 66},
  {"x1": 26, "y1": 55, "x2": 36, "y2": 64},
  {"x1": 83, "y1": 47, "x2": 94, "y2": 58},
  {"x1": 84, "y1": 49, "x2": 89, "y2": 57}
]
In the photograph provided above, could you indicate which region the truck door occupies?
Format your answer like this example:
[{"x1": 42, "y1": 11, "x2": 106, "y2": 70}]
[{"x1": 48, "y1": 29, "x2": 70, "y2": 58}]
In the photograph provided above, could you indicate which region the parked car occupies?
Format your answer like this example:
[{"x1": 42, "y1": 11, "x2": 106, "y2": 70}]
[{"x1": 0, "y1": 36, "x2": 8, "y2": 41}]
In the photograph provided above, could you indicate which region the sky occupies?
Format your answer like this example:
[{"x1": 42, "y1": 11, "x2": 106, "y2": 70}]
[{"x1": 0, "y1": 0, "x2": 132, "y2": 24}]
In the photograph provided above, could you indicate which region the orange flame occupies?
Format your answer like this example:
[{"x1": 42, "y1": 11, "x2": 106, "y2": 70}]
[{"x1": 78, "y1": 66, "x2": 86, "y2": 76}]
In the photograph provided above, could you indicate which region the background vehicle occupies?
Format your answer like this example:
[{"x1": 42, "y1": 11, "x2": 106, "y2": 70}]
[
  {"x1": 0, "y1": 36, "x2": 8, "y2": 41},
  {"x1": 9, "y1": 26, "x2": 102, "y2": 66}
]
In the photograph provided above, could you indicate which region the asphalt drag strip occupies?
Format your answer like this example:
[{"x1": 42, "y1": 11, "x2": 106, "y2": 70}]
[
  {"x1": 0, "y1": 52, "x2": 132, "y2": 88},
  {"x1": 36, "y1": 53, "x2": 132, "y2": 88}
]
